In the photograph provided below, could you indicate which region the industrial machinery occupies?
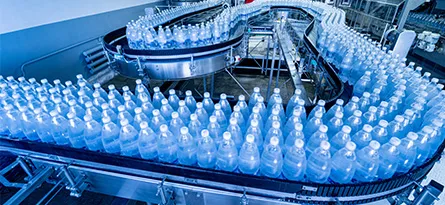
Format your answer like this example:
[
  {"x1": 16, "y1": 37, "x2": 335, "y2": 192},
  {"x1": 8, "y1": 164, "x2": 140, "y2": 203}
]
[{"x1": 1, "y1": 1, "x2": 444, "y2": 205}]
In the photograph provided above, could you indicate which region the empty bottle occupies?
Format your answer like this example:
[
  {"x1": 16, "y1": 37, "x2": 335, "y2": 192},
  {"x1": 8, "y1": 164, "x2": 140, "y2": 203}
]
[
  {"x1": 67, "y1": 112, "x2": 86, "y2": 148},
  {"x1": 152, "y1": 87, "x2": 165, "y2": 109},
  {"x1": 101, "y1": 116, "x2": 121, "y2": 154},
  {"x1": 397, "y1": 132, "x2": 418, "y2": 173},
  {"x1": 306, "y1": 140, "x2": 332, "y2": 183},
  {"x1": 354, "y1": 140, "x2": 380, "y2": 182},
  {"x1": 197, "y1": 129, "x2": 217, "y2": 169},
  {"x1": 330, "y1": 141, "x2": 357, "y2": 183},
  {"x1": 83, "y1": 115, "x2": 103, "y2": 151},
  {"x1": 330, "y1": 125, "x2": 352, "y2": 155},
  {"x1": 303, "y1": 111, "x2": 324, "y2": 138},
  {"x1": 282, "y1": 138, "x2": 306, "y2": 181},
  {"x1": 202, "y1": 92, "x2": 214, "y2": 114},
  {"x1": 377, "y1": 137, "x2": 401, "y2": 179},
  {"x1": 238, "y1": 134, "x2": 261, "y2": 175},
  {"x1": 260, "y1": 136, "x2": 283, "y2": 178},
  {"x1": 177, "y1": 127, "x2": 197, "y2": 165},
  {"x1": 184, "y1": 90, "x2": 197, "y2": 112},
  {"x1": 49, "y1": 110, "x2": 70, "y2": 145}
]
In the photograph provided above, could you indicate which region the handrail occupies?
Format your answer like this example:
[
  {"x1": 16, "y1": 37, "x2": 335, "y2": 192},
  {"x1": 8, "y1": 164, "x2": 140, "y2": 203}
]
[{"x1": 20, "y1": 36, "x2": 102, "y2": 77}]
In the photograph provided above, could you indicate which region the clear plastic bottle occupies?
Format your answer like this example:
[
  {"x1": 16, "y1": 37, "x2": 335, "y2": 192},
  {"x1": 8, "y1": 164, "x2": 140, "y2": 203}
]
[
  {"x1": 85, "y1": 101, "x2": 102, "y2": 123},
  {"x1": 245, "y1": 119, "x2": 264, "y2": 149},
  {"x1": 377, "y1": 137, "x2": 401, "y2": 179},
  {"x1": 140, "y1": 95, "x2": 154, "y2": 118},
  {"x1": 160, "y1": 99, "x2": 174, "y2": 122},
  {"x1": 119, "y1": 119, "x2": 140, "y2": 157},
  {"x1": 265, "y1": 108, "x2": 282, "y2": 131},
  {"x1": 197, "y1": 129, "x2": 217, "y2": 169},
  {"x1": 226, "y1": 118, "x2": 243, "y2": 149},
  {"x1": 18, "y1": 106, "x2": 39, "y2": 141},
  {"x1": 282, "y1": 138, "x2": 306, "y2": 181},
  {"x1": 207, "y1": 115, "x2": 222, "y2": 146},
  {"x1": 152, "y1": 87, "x2": 165, "y2": 109},
  {"x1": 354, "y1": 140, "x2": 380, "y2": 182},
  {"x1": 49, "y1": 110, "x2": 70, "y2": 145},
  {"x1": 260, "y1": 136, "x2": 283, "y2": 178},
  {"x1": 353, "y1": 71, "x2": 371, "y2": 97},
  {"x1": 76, "y1": 74, "x2": 92, "y2": 89},
  {"x1": 219, "y1": 93, "x2": 232, "y2": 119},
  {"x1": 216, "y1": 132, "x2": 238, "y2": 171},
  {"x1": 306, "y1": 140, "x2": 332, "y2": 183},
  {"x1": 64, "y1": 81, "x2": 78, "y2": 98},
  {"x1": 362, "y1": 106, "x2": 378, "y2": 126},
  {"x1": 351, "y1": 124, "x2": 373, "y2": 150},
  {"x1": 248, "y1": 87, "x2": 262, "y2": 110},
  {"x1": 177, "y1": 127, "x2": 197, "y2": 165},
  {"x1": 358, "y1": 92, "x2": 371, "y2": 112},
  {"x1": 268, "y1": 98, "x2": 286, "y2": 123},
  {"x1": 202, "y1": 92, "x2": 214, "y2": 114},
  {"x1": 284, "y1": 109, "x2": 304, "y2": 137},
  {"x1": 108, "y1": 93, "x2": 122, "y2": 113},
  {"x1": 67, "y1": 112, "x2": 86, "y2": 148},
  {"x1": 286, "y1": 89, "x2": 303, "y2": 117},
  {"x1": 101, "y1": 117, "x2": 121, "y2": 154},
  {"x1": 68, "y1": 99, "x2": 85, "y2": 118},
  {"x1": 371, "y1": 120, "x2": 389, "y2": 145},
  {"x1": 150, "y1": 109, "x2": 167, "y2": 133},
  {"x1": 267, "y1": 88, "x2": 282, "y2": 111},
  {"x1": 238, "y1": 134, "x2": 261, "y2": 175},
  {"x1": 108, "y1": 84, "x2": 124, "y2": 104},
  {"x1": 369, "y1": 88, "x2": 381, "y2": 107},
  {"x1": 176, "y1": 100, "x2": 191, "y2": 125},
  {"x1": 168, "y1": 89, "x2": 180, "y2": 110},
  {"x1": 123, "y1": 95, "x2": 137, "y2": 115},
  {"x1": 93, "y1": 83, "x2": 108, "y2": 100},
  {"x1": 83, "y1": 115, "x2": 103, "y2": 151},
  {"x1": 306, "y1": 125, "x2": 329, "y2": 156},
  {"x1": 122, "y1": 86, "x2": 137, "y2": 104},
  {"x1": 92, "y1": 92, "x2": 107, "y2": 110},
  {"x1": 236, "y1": 95, "x2": 250, "y2": 121},
  {"x1": 254, "y1": 96, "x2": 268, "y2": 123},
  {"x1": 343, "y1": 96, "x2": 360, "y2": 119},
  {"x1": 308, "y1": 100, "x2": 326, "y2": 120},
  {"x1": 293, "y1": 99, "x2": 307, "y2": 123},
  {"x1": 188, "y1": 114, "x2": 202, "y2": 141},
  {"x1": 133, "y1": 107, "x2": 149, "y2": 130},
  {"x1": 415, "y1": 126, "x2": 433, "y2": 165},
  {"x1": 195, "y1": 102, "x2": 209, "y2": 127},
  {"x1": 330, "y1": 125, "x2": 352, "y2": 155},
  {"x1": 137, "y1": 122, "x2": 157, "y2": 159},
  {"x1": 170, "y1": 112, "x2": 185, "y2": 136},
  {"x1": 303, "y1": 111, "x2": 323, "y2": 138},
  {"x1": 184, "y1": 90, "x2": 197, "y2": 112},
  {"x1": 330, "y1": 141, "x2": 357, "y2": 183},
  {"x1": 397, "y1": 132, "x2": 418, "y2": 173},
  {"x1": 33, "y1": 108, "x2": 54, "y2": 143},
  {"x1": 53, "y1": 98, "x2": 70, "y2": 117},
  {"x1": 326, "y1": 112, "x2": 344, "y2": 138},
  {"x1": 213, "y1": 103, "x2": 228, "y2": 130},
  {"x1": 117, "y1": 105, "x2": 134, "y2": 125},
  {"x1": 323, "y1": 99, "x2": 344, "y2": 123},
  {"x1": 101, "y1": 103, "x2": 118, "y2": 123},
  {"x1": 230, "y1": 105, "x2": 246, "y2": 133},
  {"x1": 346, "y1": 110, "x2": 363, "y2": 136}
]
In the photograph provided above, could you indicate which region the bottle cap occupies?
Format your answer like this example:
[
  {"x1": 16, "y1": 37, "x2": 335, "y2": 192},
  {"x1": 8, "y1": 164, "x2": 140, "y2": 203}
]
[
  {"x1": 223, "y1": 132, "x2": 231, "y2": 140},
  {"x1": 432, "y1": 119, "x2": 443, "y2": 128},
  {"x1": 214, "y1": 103, "x2": 221, "y2": 110},
  {"x1": 273, "y1": 88, "x2": 280, "y2": 94},
  {"x1": 54, "y1": 79, "x2": 61, "y2": 84},
  {"x1": 272, "y1": 121, "x2": 280, "y2": 129},
  {"x1": 171, "y1": 112, "x2": 179, "y2": 119},
  {"x1": 292, "y1": 109, "x2": 302, "y2": 116},
  {"x1": 160, "y1": 124, "x2": 168, "y2": 132},
  {"x1": 77, "y1": 90, "x2": 85, "y2": 96},
  {"x1": 407, "y1": 132, "x2": 418, "y2": 141},
  {"x1": 135, "y1": 107, "x2": 142, "y2": 114},
  {"x1": 362, "y1": 124, "x2": 372, "y2": 132},
  {"x1": 180, "y1": 127, "x2": 189, "y2": 134},
  {"x1": 83, "y1": 115, "x2": 92, "y2": 121},
  {"x1": 275, "y1": 98, "x2": 282, "y2": 104},
  {"x1": 41, "y1": 79, "x2": 48, "y2": 84},
  {"x1": 190, "y1": 113, "x2": 198, "y2": 120},
  {"x1": 257, "y1": 96, "x2": 264, "y2": 103},
  {"x1": 108, "y1": 84, "x2": 115, "y2": 90},
  {"x1": 196, "y1": 102, "x2": 203, "y2": 108},
  {"x1": 233, "y1": 105, "x2": 240, "y2": 112},
  {"x1": 84, "y1": 101, "x2": 93, "y2": 108},
  {"x1": 78, "y1": 81, "x2": 86, "y2": 87},
  {"x1": 33, "y1": 108, "x2": 42, "y2": 114},
  {"x1": 270, "y1": 136, "x2": 279, "y2": 146},
  {"x1": 251, "y1": 119, "x2": 259, "y2": 127},
  {"x1": 315, "y1": 111, "x2": 323, "y2": 118},
  {"x1": 252, "y1": 107, "x2": 259, "y2": 113},
  {"x1": 29, "y1": 78, "x2": 36, "y2": 83},
  {"x1": 169, "y1": 89, "x2": 175, "y2": 95},
  {"x1": 294, "y1": 89, "x2": 302, "y2": 95},
  {"x1": 320, "y1": 141, "x2": 330, "y2": 150},
  {"x1": 204, "y1": 92, "x2": 210, "y2": 98},
  {"x1": 378, "y1": 120, "x2": 388, "y2": 127},
  {"x1": 238, "y1": 95, "x2": 245, "y2": 101},
  {"x1": 18, "y1": 77, "x2": 25, "y2": 82},
  {"x1": 342, "y1": 125, "x2": 352, "y2": 133},
  {"x1": 220, "y1": 93, "x2": 227, "y2": 99},
  {"x1": 318, "y1": 100, "x2": 326, "y2": 106},
  {"x1": 49, "y1": 110, "x2": 58, "y2": 117},
  {"x1": 423, "y1": 126, "x2": 434, "y2": 134},
  {"x1": 369, "y1": 140, "x2": 380, "y2": 150},
  {"x1": 431, "y1": 78, "x2": 439, "y2": 84},
  {"x1": 102, "y1": 117, "x2": 111, "y2": 124},
  {"x1": 437, "y1": 84, "x2": 444, "y2": 90},
  {"x1": 230, "y1": 118, "x2": 237, "y2": 125},
  {"x1": 345, "y1": 141, "x2": 356, "y2": 151},
  {"x1": 101, "y1": 103, "x2": 109, "y2": 110},
  {"x1": 336, "y1": 99, "x2": 344, "y2": 106},
  {"x1": 18, "y1": 106, "x2": 27, "y2": 112},
  {"x1": 272, "y1": 108, "x2": 279, "y2": 115},
  {"x1": 11, "y1": 84, "x2": 19, "y2": 90},
  {"x1": 201, "y1": 129, "x2": 210, "y2": 137},
  {"x1": 298, "y1": 99, "x2": 305, "y2": 106},
  {"x1": 153, "y1": 87, "x2": 160, "y2": 92},
  {"x1": 36, "y1": 87, "x2": 43, "y2": 93},
  {"x1": 76, "y1": 74, "x2": 83, "y2": 79},
  {"x1": 363, "y1": 92, "x2": 371, "y2": 98},
  {"x1": 253, "y1": 87, "x2": 260, "y2": 93},
  {"x1": 351, "y1": 96, "x2": 359, "y2": 102},
  {"x1": 390, "y1": 137, "x2": 401, "y2": 146},
  {"x1": 185, "y1": 90, "x2": 192, "y2": 96},
  {"x1": 364, "y1": 71, "x2": 371, "y2": 75},
  {"x1": 122, "y1": 86, "x2": 130, "y2": 92},
  {"x1": 394, "y1": 115, "x2": 404, "y2": 123},
  {"x1": 353, "y1": 110, "x2": 362, "y2": 117},
  {"x1": 209, "y1": 116, "x2": 217, "y2": 123},
  {"x1": 152, "y1": 109, "x2": 160, "y2": 116},
  {"x1": 108, "y1": 93, "x2": 116, "y2": 100},
  {"x1": 53, "y1": 98, "x2": 62, "y2": 104},
  {"x1": 424, "y1": 72, "x2": 431, "y2": 77},
  {"x1": 369, "y1": 106, "x2": 377, "y2": 112},
  {"x1": 319, "y1": 125, "x2": 328, "y2": 133},
  {"x1": 404, "y1": 109, "x2": 414, "y2": 116},
  {"x1": 161, "y1": 99, "x2": 168, "y2": 105},
  {"x1": 124, "y1": 95, "x2": 131, "y2": 101},
  {"x1": 93, "y1": 83, "x2": 101, "y2": 89},
  {"x1": 179, "y1": 100, "x2": 185, "y2": 106},
  {"x1": 65, "y1": 81, "x2": 73, "y2": 86},
  {"x1": 373, "y1": 88, "x2": 381, "y2": 94},
  {"x1": 294, "y1": 139, "x2": 304, "y2": 148},
  {"x1": 246, "y1": 134, "x2": 255, "y2": 143},
  {"x1": 294, "y1": 123, "x2": 303, "y2": 131},
  {"x1": 335, "y1": 112, "x2": 343, "y2": 119}
]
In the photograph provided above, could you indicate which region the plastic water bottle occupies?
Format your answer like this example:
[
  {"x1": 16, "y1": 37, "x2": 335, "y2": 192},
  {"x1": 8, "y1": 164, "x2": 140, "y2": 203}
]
[
  {"x1": 343, "y1": 96, "x2": 360, "y2": 119},
  {"x1": 207, "y1": 116, "x2": 222, "y2": 145},
  {"x1": 149, "y1": 109, "x2": 165, "y2": 133},
  {"x1": 284, "y1": 109, "x2": 304, "y2": 137},
  {"x1": 54, "y1": 98, "x2": 69, "y2": 117},
  {"x1": 354, "y1": 140, "x2": 380, "y2": 182},
  {"x1": 122, "y1": 86, "x2": 136, "y2": 103},
  {"x1": 134, "y1": 107, "x2": 149, "y2": 130},
  {"x1": 137, "y1": 122, "x2": 157, "y2": 160},
  {"x1": 330, "y1": 125, "x2": 352, "y2": 155},
  {"x1": 358, "y1": 92, "x2": 371, "y2": 112},
  {"x1": 397, "y1": 132, "x2": 418, "y2": 173},
  {"x1": 170, "y1": 112, "x2": 185, "y2": 136},
  {"x1": 92, "y1": 92, "x2": 107, "y2": 109},
  {"x1": 78, "y1": 81, "x2": 93, "y2": 98},
  {"x1": 236, "y1": 95, "x2": 250, "y2": 121},
  {"x1": 346, "y1": 110, "x2": 363, "y2": 136},
  {"x1": 18, "y1": 106, "x2": 39, "y2": 141},
  {"x1": 33, "y1": 108, "x2": 54, "y2": 143},
  {"x1": 219, "y1": 93, "x2": 232, "y2": 119},
  {"x1": 308, "y1": 100, "x2": 326, "y2": 120},
  {"x1": 330, "y1": 141, "x2": 357, "y2": 183},
  {"x1": 213, "y1": 103, "x2": 228, "y2": 130},
  {"x1": 303, "y1": 111, "x2": 323, "y2": 138},
  {"x1": 248, "y1": 87, "x2": 261, "y2": 110},
  {"x1": 282, "y1": 138, "x2": 306, "y2": 181},
  {"x1": 76, "y1": 74, "x2": 92, "y2": 90},
  {"x1": 260, "y1": 136, "x2": 283, "y2": 178},
  {"x1": 286, "y1": 89, "x2": 303, "y2": 117},
  {"x1": 415, "y1": 126, "x2": 433, "y2": 165},
  {"x1": 353, "y1": 71, "x2": 371, "y2": 97},
  {"x1": 83, "y1": 115, "x2": 103, "y2": 151},
  {"x1": 177, "y1": 127, "x2": 197, "y2": 165},
  {"x1": 168, "y1": 89, "x2": 180, "y2": 110},
  {"x1": 323, "y1": 99, "x2": 344, "y2": 123},
  {"x1": 123, "y1": 95, "x2": 137, "y2": 115},
  {"x1": 376, "y1": 101, "x2": 389, "y2": 122},
  {"x1": 231, "y1": 105, "x2": 246, "y2": 133},
  {"x1": 371, "y1": 120, "x2": 389, "y2": 145},
  {"x1": 195, "y1": 102, "x2": 209, "y2": 127},
  {"x1": 85, "y1": 101, "x2": 102, "y2": 123},
  {"x1": 64, "y1": 81, "x2": 78, "y2": 98},
  {"x1": 203, "y1": 92, "x2": 214, "y2": 114},
  {"x1": 175, "y1": 100, "x2": 190, "y2": 125},
  {"x1": 293, "y1": 99, "x2": 307, "y2": 123},
  {"x1": 117, "y1": 105, "x2": 134, "y2": 125},
  {"x1": 119, "y1": 119, "x2": 140, "y2": 157},
  {"x1": 267, "y1": 88, "x2": 282, "y2": 110},
  {"x1": 306, "y1": 140, "x2": 331, "y2": 183},
  {"x1": 68, "y1": 99, "x2": 85, "y2": 118},
  {"x1": 101, "y1": 117, "x2": 121, "y2": 154},
  {"x1": 188, "y1": 114, "x2": 202, "y2": 141},
  {"x1": 378, "y1": 137, "x2": 401, "y2": 179},
  {"x1": 226, "y1": 118, "x2": 243, "y2": 149},
  {"x1": 93, "y1": 83, "x2": 108, "y2": 100},
  {"x1": 351, "y1": 124, "x2": 373, "y2": 150},
  {"x1": 41, "y1": 96, "x2": 56, "y2": 113},
  {"x1": 108, "y1": 93, "x2": 122, "y2": 113},
  {"x1": 197, "y1": 129, "x2": 217, "y2": 169},
  {"x1": 369, "y1": 88, "x2": 381, "y2": 107},
  {"x1": 49, "y1": 110, "x2": 70, "y2": 145},
  {"x1": 184, "y1": 90, "x2": 197, "y2": 112},
  {"x1": 49, "y1": 88, "x2": 62, "y2": 102},
  {"x1": 265, "y1": 108, "x2": 282, "y2": 131},
  {"x1": 40, "y1": 79, "x2": 53, "y2": 92},
  {"x1": 160, "y1": 99, "x2": 174, "y2": 122},
  {"x1": 216, "y1": 132, "x2": 238, "y2": 171},
  {"x1": 101, "y1": 103, "x2": 118, "y2": 123},
  {"x1": 238, "y1": 134, "x2": 260, "y2": 175},
  {"x1": 306, "y1": 125, "x2": 329, "y2": 156},
  {"x1": 140, "y1": 95, "x2": 154, "y2": 118},
  {"x1": 67, "y1": 112, "x2": 86, "y2": 148},
  {"x1": 254, "y1": 97, "x2": 267, "y2": 122},
  {"x1": 152, "y1": 87, "x2": 165, "y2": 109},
  {"x1": 326, "y1": 112, "x2": 344, "y2": 138},
  {"x1": 428, "y1": 119, "x2": 444, "y2": 157},
  {"x1": 26, "y1": 95, "x2": 41, "y2": 111},
  {"x1": 157, "y1": 124, "x2": 178, "y2": 162},
  {"x1": 362, "y1": 106, "x2": 378, "y2": 126},
  {"x1": 264, "y1": 121, "x2": 283, "y2": 148},
  {"x1": 245, "y1": 119, "x2": 264, "y2": 149}
]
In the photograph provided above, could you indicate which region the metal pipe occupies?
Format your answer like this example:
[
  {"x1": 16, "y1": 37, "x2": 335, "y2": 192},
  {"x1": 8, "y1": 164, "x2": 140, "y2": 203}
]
[
  {"x1": 266, "y1": 35, "x2": 278, "y2": 98},
  {"x1": 36, "y1": 179, "x2": 65, "y2": 205},
  {"x1": 275, "y1": 50, "x2": 282, "y2": 88},
  {"x1": 20, "y1": 37, "x2": 101, "y2": 77},
  {"x1": 225, "y1": 68, "x2": 250, "y2": 97}
]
